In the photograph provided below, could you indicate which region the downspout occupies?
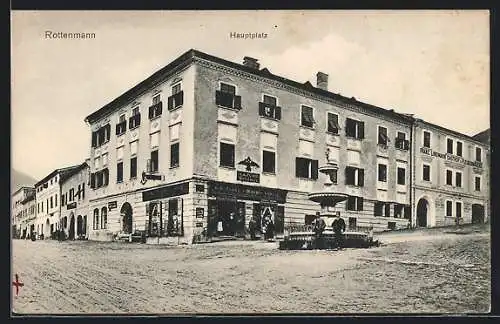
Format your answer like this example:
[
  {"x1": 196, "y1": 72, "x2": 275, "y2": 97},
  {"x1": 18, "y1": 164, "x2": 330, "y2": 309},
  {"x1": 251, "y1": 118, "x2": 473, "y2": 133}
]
[{"x1": 410, "y1": 118, "x2": 415, "y2": 228}]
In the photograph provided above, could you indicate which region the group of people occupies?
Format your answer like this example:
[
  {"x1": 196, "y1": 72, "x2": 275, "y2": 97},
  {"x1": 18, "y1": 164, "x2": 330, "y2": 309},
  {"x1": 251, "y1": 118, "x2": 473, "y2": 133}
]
[
  {"x1": 248, "y1": 215, "x2": 275, "y2": 241},
  {"x1": 312, "y1": 212, "x2": 346, "y2": 249}
]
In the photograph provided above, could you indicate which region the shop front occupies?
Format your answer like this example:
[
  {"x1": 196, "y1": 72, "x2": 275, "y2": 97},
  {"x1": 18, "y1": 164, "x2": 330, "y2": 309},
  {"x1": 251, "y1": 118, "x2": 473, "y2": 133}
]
[{"x1": 206, "y1": 181, "x2": 287, "y2": 239}]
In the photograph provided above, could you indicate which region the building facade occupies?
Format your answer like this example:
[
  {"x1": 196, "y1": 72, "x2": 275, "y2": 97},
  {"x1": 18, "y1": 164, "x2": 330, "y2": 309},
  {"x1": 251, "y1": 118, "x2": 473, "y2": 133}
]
[
  {"x1": 19, "y1": 189, "x2": 37, "y2": 239},
  {"x1": 60, "y1": 162, "x2": 90, "y2": 240},
  {"x1": 412, "y1": 121, "x2": 490, "y2": 227},
  {"x1": 34, "y1": 166, "x2": 80, "y2": 239},
  {"x1": 11, "y1": 186, "x2": 35, "y2": 238},
  {"x1": 84, "y1": 49, "x2": 425, "y2": 244}
]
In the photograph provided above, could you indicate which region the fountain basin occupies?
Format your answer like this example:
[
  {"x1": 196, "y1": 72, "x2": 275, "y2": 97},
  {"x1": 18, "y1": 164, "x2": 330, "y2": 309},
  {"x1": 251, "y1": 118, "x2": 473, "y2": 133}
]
[{"x1": 308, "y1": 192, "x2": 348, "y2": 205}]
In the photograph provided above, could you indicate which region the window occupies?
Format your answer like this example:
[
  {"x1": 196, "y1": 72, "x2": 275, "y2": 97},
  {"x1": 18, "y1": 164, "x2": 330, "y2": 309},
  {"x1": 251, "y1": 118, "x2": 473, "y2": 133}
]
[
  {"x1": 395, "y1": 132, "x2": 409, "y2": 150},
  {"x1": 378, "y1": 126, "x2": 388, "y2": 146},
  {"x1": 69, "y1": 189, "x2": 74, "y2": 201},
  {"x1": 345, "y1": 166, "x2": 364, "y2": 186},
  {"x1": 447, "y1": 138, "x2": 454, "y2": 154},
  {"x1": 423, "y1": 164, "x2": 431, "y2": 181},
  {"x1": 55, "y1": 194, "x2": 58, "y2": 207},
  {"x1": 50, "y1": 196, "x2": 53, "y2": 209},
  {"x1": 77, "y1": 185, "x2": 81, "y2": 200},
  {"x1": 397, "y1": 167, "x2": 406, "y2": 185},
  {"x1": 92, "y1": 124, "x2": 111, "y2": 147},
  {"x1": 150, "y1": 150, "x2": 159, "y2": 173},
  {"x1": 220, "y1": 142, "x2": 235, "y2": 168},
  {"x1": 295, "y1": 157, "x2": 319, "y2": 180},
  {"x1": 446, "y1": 201, "x2": 453, "y2": 217},
  {"x1": 130, "y1": 141, "x2": 138, "y2": 156},
  {"x1": 172, "y1": 83, "x2": 182, "y2": 95},
  {"x1": 130, "y1": 157, "x2": 137, "y2": 179},
  {"x1": 347, "y1": 196, "x2": 363, "y2": 211},
  {"x1": 455, "y1": 172, "x2": 462, "y2": 188},
  {"x1": 129, "y1": 107, "x2": 141, "y2": 129},
  {"x1": 82, "y1": 183, "x2": 85, "y2": 200},
  {"x1": 327, "y1": 113, "x2": 340, "y2": 134},
  {"x1": 117, "y1": 146, "x2": 124, "y2": 160},
  {"x1": 93, "y1": 209, "x2": 99, "y2": 230},
  {"x1": 150, "y1": 132, "x2": 160, "y2": 149},
  {"x1": 475, "y1": 176, "x2": 481, "y2": 191},
  {"x1": 423, "y1": 131, "x2": 431, "y2": 148},
  {"x1": 456, "y1": 141, "x2": 463, "y2": 157},
  {"x1": 345, "y1": 118, "x2": 365, "y2": 139},
  {"x1": 117, "y1": 162, "x2": 123, "y2": 183},
  {"x1": 378, "y1": 164, "x2": 387, "y2": 182},
  {"x1": 101, "y1": 207, "x2": 107, "y2": 229},
  {"x1": 94, "y1": 157, "x2": 101, "y2": 169},
  {"x1": 301, "y1": 105, "x2": 314, "y2": 128},
  {"x1": 456, "y1": 202, "x2": 462, "y2": 218},
  {"x1": 170, "y1": 143, "x2": 179, "y2": 168},
  {"x1": 262, "y1": 150, "x2": 276, "y2": 174},
  {"x1": 41, "y1": 201, "x2": 44, "y2": 212},
  {"x1": 394, "y1": 204, "x2": 405, "y2": 218},
  {"x1": 259, "y1": 95, "x2": 281, "y2": 120},
  {"x1": 149, "y1": 94, "x2": 163, "y2": 119},
  {"x1": 102, "y1": 153, "x2": 108, "y2": 166},
  {"x1": 446, "y1": 170, "x2": 453, "y2": 186},
  {"x1": 216, "y1": 83, "x2": 241, "y2": 109},
  {"x1": 116, "y1": 114, "x2": 127, "y2": 135},
  {"x1": 168, "y1": 85, "x2": 183, "y2": 110},
  {"x1": 476, "y1": 147, "x2": 482, "y2": 162}
]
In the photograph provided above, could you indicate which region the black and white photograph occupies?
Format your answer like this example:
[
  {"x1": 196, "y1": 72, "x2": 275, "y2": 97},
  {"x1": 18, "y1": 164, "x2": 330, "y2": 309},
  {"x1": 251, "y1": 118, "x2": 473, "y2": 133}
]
[{"x1": 11, "y1": 10, "x2": 491, "y2": 314}]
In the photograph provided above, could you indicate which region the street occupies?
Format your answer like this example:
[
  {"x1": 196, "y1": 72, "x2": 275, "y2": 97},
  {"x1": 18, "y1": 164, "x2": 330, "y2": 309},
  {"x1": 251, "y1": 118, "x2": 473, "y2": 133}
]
[{"x1": 12, "y1": 225, "x2": 490, "y2": 314}]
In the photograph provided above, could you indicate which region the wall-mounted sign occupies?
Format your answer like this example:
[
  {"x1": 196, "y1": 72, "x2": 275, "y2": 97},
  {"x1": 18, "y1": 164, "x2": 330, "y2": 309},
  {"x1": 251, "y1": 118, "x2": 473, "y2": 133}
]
[
  {"x1": 195, "y1": 222, "x2": 204, "y2": 228},
  {"x1": 142, "y1": 182, "x2": 189, "y2": 202},
  {"x1": 420, "y1": 147, "x2": 483, "y2": 168},
  {"x1": 207, "y1": 181, "x2": 288, "y2": 204},
  {"x1": 237, "y1": 171, "x2": 260, "y2": 183},
  {"x1": 66, "y1": 202, "x2": 77, "y2": 210},
  {"x1": 196, "y1": 207, "x2": 204, "y2": 219},
  {"x1": 108, "y1": 201, "x2": 117, "y2": 210}
]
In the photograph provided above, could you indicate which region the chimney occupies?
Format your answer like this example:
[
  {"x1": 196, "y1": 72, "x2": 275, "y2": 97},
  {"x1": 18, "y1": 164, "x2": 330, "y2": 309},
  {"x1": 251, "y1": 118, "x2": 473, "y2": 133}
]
[
  {"x1": 316, "y1": 72, "x2": 329, "y2": 91},
  {"x1": 243, "y1": 56, "x2": 260, "y2": 70}
]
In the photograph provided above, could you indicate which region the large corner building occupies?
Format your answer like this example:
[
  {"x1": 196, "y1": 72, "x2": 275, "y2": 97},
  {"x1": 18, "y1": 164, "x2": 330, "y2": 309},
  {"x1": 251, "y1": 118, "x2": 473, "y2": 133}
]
[{"x1": 83, "y1": 49, "x2": 490, "y2": 244}]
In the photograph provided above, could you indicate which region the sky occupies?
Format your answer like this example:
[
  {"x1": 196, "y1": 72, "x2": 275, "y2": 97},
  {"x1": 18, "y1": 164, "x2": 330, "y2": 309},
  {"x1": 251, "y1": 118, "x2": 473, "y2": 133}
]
[{"x1": 11, "y1": 10, "x2": 490, "y2": 180}]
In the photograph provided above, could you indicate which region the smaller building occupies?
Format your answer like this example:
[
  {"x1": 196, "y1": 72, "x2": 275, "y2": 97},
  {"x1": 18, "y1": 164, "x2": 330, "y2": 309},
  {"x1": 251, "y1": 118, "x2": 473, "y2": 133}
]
[
  {"x1": 19, "y1": 189, "x2": 37, "y2": 239},
  {"x1": 59, "y1": 162, "x2": 90, "y2": 240},
  {"x1": 11, "y1": 186, "x2": 35, "y2": 238}
]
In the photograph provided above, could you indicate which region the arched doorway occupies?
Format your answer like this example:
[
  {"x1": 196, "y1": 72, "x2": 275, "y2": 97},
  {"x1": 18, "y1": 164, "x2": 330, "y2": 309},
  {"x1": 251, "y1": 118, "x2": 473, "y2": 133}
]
[
  {"x1": 83, "y1": 215, "x2": 87, "y2": 236},
  {"x1": 416, "y1": 198, "x2": 428, "y2": 227},
  {"x1": 45, "y1": 218, "x2": 50, "y2": 237},
  {"x1": 121, "y1": 202, "x2": 133, "y2": 234},
  {"x1": 471, "y1": 204, "x2": 485, "y2": 224},
  {"x1": 69, "y1": 213, "x2": 75, "y2": 240},
  {"x1": 77, "y1": 215, "x2": 83, "y2": 237}
]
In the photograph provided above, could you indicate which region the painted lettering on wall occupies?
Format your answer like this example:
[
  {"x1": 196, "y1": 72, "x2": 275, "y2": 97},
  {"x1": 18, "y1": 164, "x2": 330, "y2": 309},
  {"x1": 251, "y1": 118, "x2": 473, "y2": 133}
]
[{"x1": 420, "y1": 147, "x2": 482, "y2": 168}]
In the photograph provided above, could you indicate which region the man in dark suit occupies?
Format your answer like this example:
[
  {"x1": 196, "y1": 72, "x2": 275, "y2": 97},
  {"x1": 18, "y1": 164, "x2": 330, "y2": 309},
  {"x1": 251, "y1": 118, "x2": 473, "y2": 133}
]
[
  {"x1": 313, "y1": 213, "x2": 326, "y2": 249},
  {"x1": 331, "y1": 214, "x2": 346, "y2": 249}
]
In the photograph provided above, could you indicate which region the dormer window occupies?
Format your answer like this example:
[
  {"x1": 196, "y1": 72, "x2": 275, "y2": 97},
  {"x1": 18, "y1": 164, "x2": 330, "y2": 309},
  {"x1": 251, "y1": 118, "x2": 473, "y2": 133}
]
[
  {"x1": 168, "y1": 83, "x2": 184, "y2": 111},
  {"x1": 216, "y1": 82, "x2": 241, "y2": 110},
  {"x1": 259, "y1": 94, "x2": 281, "y2": 120}
]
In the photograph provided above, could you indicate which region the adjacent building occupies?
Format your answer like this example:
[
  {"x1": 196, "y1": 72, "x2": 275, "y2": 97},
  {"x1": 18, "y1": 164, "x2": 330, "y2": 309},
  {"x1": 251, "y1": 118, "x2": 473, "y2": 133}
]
[
  {"x1": 19, "y1": 189, "x2": 37, "y2": 238},
  {"x1": 34, "y1": 165, "x2": 81, "y2": 239},
  {"x1": 11, "y1": 186, "x2": 35, "y2": 238},
  {"x1": 59, "y1": 162, "x2": 90, "y2": 240}
]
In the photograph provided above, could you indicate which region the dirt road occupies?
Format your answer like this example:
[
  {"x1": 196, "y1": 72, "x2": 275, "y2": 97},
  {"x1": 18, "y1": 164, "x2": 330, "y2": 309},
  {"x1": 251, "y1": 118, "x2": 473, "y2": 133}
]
[{"x1": 11, "y1": 226, "x2": 490, "y2": 314}]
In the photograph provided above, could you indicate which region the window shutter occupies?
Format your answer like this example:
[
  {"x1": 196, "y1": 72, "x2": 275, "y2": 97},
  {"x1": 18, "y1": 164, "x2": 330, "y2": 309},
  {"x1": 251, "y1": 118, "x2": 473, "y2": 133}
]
[
  {"x1": 136, "y1": 114, "x2": 141, "y2": 126},
  {"x1": 115, "y1": 124, "x2": 121, "y2": 135},
  {"x1": 233, "y1": 95, "x2": 242, "y2": 109},
  {"x1": 345, "y1": 167, "x2": 350, "y2": 185},
  {"x1": 358, "y1": 169, "x2": 365, "y2": 186},
  {"x1": 358, "y1": 122, "x2": 365, "y2": 139},
  {"x1": 404, "y1": 139, "x2": 410, "y2": 150},
  {"x1": 149, "y1": 106, "x2": 154, "y2": 119},
  {"x1": 357, "y1": 197, "x2": 363, "y2": 211},
  {"x1": 104, "y1": 169, "x2": 109, "y2": 186},
  {"x1": 177, "y1": 91, "x2": 184, "y2": 107},
  {"x1": 168, "y1": 95, "x2": 174, "y2": 110},
  {"x1": 275, "y1": 106, "x2": 282, "y2": 120},
  {"x1": 215, "y1": 90, "x2": 222, "y2": 106},
  {"x1": 259, "y1": 102, "x2": 266, "y2": 117},
  {"x1": 106, "y1": 124, "x2": 111, "y2": 141},
  {"x1": 91, "y1": 132, "x2": 97, "y2": 147},
  {"x1": 295, "y1": 157, "x2": 301, "y2": 178},
  {"x1": 90, "y1": 173, "x2": 95, "y2": 189},
  {"x1": 311, "y1": 160, "x2": 319, "y2": 180}
]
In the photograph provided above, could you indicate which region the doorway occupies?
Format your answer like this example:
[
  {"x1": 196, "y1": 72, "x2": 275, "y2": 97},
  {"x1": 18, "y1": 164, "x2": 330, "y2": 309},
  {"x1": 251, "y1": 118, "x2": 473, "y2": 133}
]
[
  {"x1": 121, "y1": 202, "x2": 133, "y2": 234},
  {"x1": 207, "y1": 199, "x2": 245, "y2": 237},
  {"x1": 471, "y1": 204, "x2": 485, "y2": 224},
  {"x1": 416, "y1": 198, "x2": 428, "y2": 227},
  {"x1": 69, "y1": 215, "x2": 75, "y2": 240}
]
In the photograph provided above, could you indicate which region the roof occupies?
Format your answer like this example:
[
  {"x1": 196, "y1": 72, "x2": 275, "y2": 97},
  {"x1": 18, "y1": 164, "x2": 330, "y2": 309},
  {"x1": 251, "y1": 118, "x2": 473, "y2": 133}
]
[
  {"x1": 472, "y1": 129, "x2": 490, "y2": 145},
  {"x1": 84, "y1": 49, "x2": 414, "y2": 125},
  {"x1": 20, "y1": 191, "x2": 36, "y2": 204},
  {"x1": 59, "y1": 162, "x2": 89, "y2": 185},
  {"x1": 12, "y1": 186, "x2": 33, "y2": 196},
  {"x1": 415, "y1": 119, "x2": 490, "y2": 146},
  {"x1": 35, "y1": 164, "x2": 83, "y2": 188}
]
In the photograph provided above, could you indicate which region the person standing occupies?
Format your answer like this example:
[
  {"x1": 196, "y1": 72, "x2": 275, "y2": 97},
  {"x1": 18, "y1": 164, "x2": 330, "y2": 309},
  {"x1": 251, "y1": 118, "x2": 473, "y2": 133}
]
[
  {"x1": 331, "y1": 214, "x2": 346, "y2": 250},
  {"x1": 248, "y1": 217, "x2": 257, "y2": 240},
  {"x1": 266, "y1": 219, "x2": 275, "y2": 241},
  {"x1": 312, "y1": 214, "x2": 326, "y2": 249}
]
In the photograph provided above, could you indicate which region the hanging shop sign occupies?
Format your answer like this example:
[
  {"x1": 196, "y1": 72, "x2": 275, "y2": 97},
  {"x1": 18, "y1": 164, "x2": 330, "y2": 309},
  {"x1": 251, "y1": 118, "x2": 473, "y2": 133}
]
[
  {"x1": 207, "y1": 181, "x2": 287, "y2": 204},
  {"x1": 419, "y1": 147, "x2": 483, "y2": 168},
  {"x1": 108, "y1": 201, "x2": 117, "y2": 210},
  {"x1": 142, "y1": 182, "x2": 190, "y2": 202},
  {"x1": 66, "y1": 202, "x2": 77, "y2": 210}
]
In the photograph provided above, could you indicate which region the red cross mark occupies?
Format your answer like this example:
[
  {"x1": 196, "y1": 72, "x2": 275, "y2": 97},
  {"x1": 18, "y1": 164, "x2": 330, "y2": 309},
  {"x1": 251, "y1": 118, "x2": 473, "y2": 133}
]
[{"x1": 12, "y1": 274, "x2": 24, "y2": 296}]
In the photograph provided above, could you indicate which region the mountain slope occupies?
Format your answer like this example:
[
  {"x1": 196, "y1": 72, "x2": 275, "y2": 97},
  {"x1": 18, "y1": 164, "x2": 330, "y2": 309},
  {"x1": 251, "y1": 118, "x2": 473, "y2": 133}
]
[{"x1": 11, "y1": 169, "x2": 37, "y2": 193}]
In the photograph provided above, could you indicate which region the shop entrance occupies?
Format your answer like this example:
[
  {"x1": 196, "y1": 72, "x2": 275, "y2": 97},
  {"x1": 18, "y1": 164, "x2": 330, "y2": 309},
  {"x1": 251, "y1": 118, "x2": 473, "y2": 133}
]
[
  {"x1": 69, "y1": 214, "x2": 75, "y2": 240},
  {"x1": 471, "y1": 204, "x2": 485, "y2": 224},
  {"x1": 207, "y1": 199, "x2": 245, "y2": 237},
  {"x1": 121, "y1": 202, "x2": 133, "y2": 234},
  {"x1": 416, "y1": 198, "x2": 428, "y2": 227}
]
